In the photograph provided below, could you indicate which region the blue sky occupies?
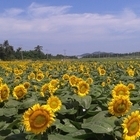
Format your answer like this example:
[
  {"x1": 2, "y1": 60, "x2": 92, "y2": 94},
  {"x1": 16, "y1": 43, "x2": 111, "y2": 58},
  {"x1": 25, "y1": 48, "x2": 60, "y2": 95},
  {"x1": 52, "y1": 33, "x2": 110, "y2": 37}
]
[{"x1": 0, "y1": 0, "x2": 140, "y2": 55}]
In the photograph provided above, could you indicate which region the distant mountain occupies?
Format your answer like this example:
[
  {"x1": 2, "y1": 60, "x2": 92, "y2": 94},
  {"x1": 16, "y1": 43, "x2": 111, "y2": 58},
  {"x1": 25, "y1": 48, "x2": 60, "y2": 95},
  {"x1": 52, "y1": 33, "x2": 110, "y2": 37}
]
[
  {"x1": 92, "y1": 51, "x2": 105, "y2": 55},
  {"x1": 79, "y1": 53, "x2": 91, "y2": 57},
  {"x1": 78, "y1": 51, "x2": 117, "y2": 58}
]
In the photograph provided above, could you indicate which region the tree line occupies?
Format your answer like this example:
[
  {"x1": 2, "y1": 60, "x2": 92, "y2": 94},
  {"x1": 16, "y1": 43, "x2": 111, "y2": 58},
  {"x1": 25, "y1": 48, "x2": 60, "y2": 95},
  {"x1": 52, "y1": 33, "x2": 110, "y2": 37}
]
[
  {"x1": 82, "y1": 51, "x2": 140, "y2": 59},
  {"x1": 0, "y1": 40, "x2": 77, "y2": 61},
  {"x1": 0, "y1": 40, "x2": 140, "y2": 61}
]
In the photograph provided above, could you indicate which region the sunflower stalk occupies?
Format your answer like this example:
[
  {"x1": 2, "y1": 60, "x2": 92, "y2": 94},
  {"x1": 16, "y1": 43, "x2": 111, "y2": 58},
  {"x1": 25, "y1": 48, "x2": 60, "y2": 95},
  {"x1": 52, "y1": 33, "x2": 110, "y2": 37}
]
[{"x1": 37, "y1": 134, "x2": 42, "y2": 140}]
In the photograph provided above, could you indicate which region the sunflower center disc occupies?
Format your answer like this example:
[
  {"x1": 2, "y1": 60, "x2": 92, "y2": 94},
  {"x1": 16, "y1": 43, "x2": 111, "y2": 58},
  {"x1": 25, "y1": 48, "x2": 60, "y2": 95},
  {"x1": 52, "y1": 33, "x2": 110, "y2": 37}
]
[
  {"x1": 118, "y1": 90, "x2": 124, "y2": 95},
  {"x1": 34, "y1": 115, "x2": 47, "y2": 127},
  {"x1": 117, "y1": 104, "x2": 126, "y2": 113},
  {"x1": 51, "y1": 101, "x2": 58, "y2": 108},
  {"x1": 128, "y1": 121, "x2": 139, "y2": 136}
]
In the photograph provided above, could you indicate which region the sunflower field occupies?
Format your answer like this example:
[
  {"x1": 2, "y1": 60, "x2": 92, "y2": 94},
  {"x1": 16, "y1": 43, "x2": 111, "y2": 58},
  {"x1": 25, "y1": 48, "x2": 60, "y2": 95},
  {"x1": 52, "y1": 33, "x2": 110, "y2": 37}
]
[{"x1": 0, "y1": 59, "x2": 140, "y2": 140}]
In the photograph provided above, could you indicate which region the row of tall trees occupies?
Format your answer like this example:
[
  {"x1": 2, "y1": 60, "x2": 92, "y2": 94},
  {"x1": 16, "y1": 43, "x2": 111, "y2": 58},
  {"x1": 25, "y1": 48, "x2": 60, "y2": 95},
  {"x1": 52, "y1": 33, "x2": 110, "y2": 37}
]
[
  {"x1": 0, "y1": 40, "x2": 52, "y2": 60},
  {"x1": 0, "y1": 40, "x2": 15, "y2": 60}
]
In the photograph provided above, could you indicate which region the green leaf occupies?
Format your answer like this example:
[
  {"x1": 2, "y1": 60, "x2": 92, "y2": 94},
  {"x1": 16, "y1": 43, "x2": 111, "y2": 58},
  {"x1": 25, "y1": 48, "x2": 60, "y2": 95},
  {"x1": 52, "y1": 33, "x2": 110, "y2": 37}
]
[
  {"x1": 48, "y1": 134, "x2": 80, "y2": 140},
  {"x1": 55, "y1": 119, "x2": 78, "y2": 133},
  {"x1": 70, "y1": 120, "x2": 81, "y2": 129},
  {"x1": 114, "y1": 130, "x2": 122, "y2": 139},
  {"x1": 0, "y1": 135, "x2": 5, "y2": 140},
  {"x1": 0, "y1": 108, "x2": 4, "y2": 116},
  {"x1": 5, "y1": 100, "x2": 20, "y2": 108},
  {"x1": 87, "y1": 110, "x2": 101, "y2": 115},
  {"x1": 0, "y1": 121, "x2": 6, "y2": 130},
  {"x1": 4, "y1": 108, "x2": 18, "y2": 117},
  {"x1": 82, "y1": 111, "x2": 116, "y2": 133},
  {"x1": 20, "y1": 98, "x2": 37, "y2": 109},
  {"x1": 80, "y1": 96, "x2": 92, "y2": 109},
  {"x1": 4, "y1": 133, "x2": 27, "y2": 140},
  {"x1": 90, "y1": 85, "x2": 102, "y2": 97},
  {"x1": 59, "y1": 105, "x2": 77, "y2": 115},
  {"x1": 73, "y1": 95, "x2": 92, "y2": 109},
  {"x1": 7, "y1": 119, "x2": 20, "y2": 129},
  {"x1": 0, "y1": 129, "x2": 11, "y2": 136},
  {"x1": 130, "y1": 97, "x2": 140, "y2": 102},
  {"x1": 67, "y1": 130, "x2": 86, "y2": 137},
  {"x1": 62, "y1": 119, "x2": 78, "y2": 132}
]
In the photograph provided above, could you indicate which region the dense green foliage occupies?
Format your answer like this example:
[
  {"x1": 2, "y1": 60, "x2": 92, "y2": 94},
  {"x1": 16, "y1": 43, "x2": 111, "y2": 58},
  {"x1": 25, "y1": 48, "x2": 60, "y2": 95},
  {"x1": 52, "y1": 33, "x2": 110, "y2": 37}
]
[
  {"x1": 0, "y1": 40, "x2": 77, "y2": 60},
  {"x1": 0, "y1": 40, "x2": 47, "y2": 60}
]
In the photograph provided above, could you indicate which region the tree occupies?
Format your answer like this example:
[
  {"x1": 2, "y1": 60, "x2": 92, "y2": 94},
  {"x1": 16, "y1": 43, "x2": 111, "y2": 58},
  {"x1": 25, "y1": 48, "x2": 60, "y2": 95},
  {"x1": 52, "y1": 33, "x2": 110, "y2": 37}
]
[
  {"x1": 0, "y1": 44, "x2": 5, "y2": 60},
  {"x1": 34, "y1": 45, "x2": 43, "y2": 52},
  {"x1": 16, "y1": 47, "x2": 23, "y2": 60},
  {"x1": 2, "y1": 40, "x2": 15, "y2": 60}
]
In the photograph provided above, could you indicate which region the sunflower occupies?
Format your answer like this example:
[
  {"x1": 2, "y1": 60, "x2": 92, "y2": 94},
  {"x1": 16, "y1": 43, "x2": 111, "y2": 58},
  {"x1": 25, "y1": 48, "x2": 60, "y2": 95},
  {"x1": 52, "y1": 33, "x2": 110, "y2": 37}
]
[
  {"x1": 77, "y1": 81, "x2": 90, "y2": 96},
  {"x1": 69, "y1": 75, "x2": 78, "y2": 87},
  {"x1": 13, "y1": 84, "x2": 27, "y2": 100},
  {"x1": 23, "y1": 82, "x2": 30, "y2": 89},
  {"x1": 23, "y1": 104, "x2": 55, "y2": 134},
  {"x1": 0, "y1": 77, "x2": 3, "y2": 81},
  {"x1": 48, "y1": 79, "x2": 59, "y2": 94},
  {"x1": 47, "y1": 96, "x2": 62, "y2": 112},
  {"x1": 15, "y1": 75, "x2": 21, "y2": 80},
  {"x1": 28, "y1": 72, "x2": 35, "y2": 80},
  {"x1": 79, "y1": 64, "x2": 84, "y2": 72},
  {"x1": 98, "y1": 68, "x2": 106, "y2": 76},
  {"x1": 34, "y1": 85, "x2": 38, "y2": 92},
  {"x1": 86, "y1": 77, "x2": 93, "y2": 85},
  {"x1": 0, "y1": 77, "x2": 3, "y2": 86},
  {"x1": 45, "y1": 71, "x2": 49, "y2": 77},
  {"x1": 14, "y1": 68, "x2": 19, "y2": 75},
  {"x1": 106, "y1": 77, "x2": 111, "y2": 85},
  {"x1": 101, "y1": 81, "x2": 106, "y2": 87},
  {"x1": 0, "y1": 84, "x2": 10, "y2": 102},
  {"x1": 112, "y1": 83, "x2": 130, "y2": 98},
  {"x1": 127, "y1": 68, "x2": 135, "y2": 77},
  {"x1": 40, "y1": 83, "x2": 49, "y2": 97},
  {"x1": 18, "y1": 69, "x2": 23, "y2": 75},
  {"x1": 122, "y1": 111, "x2": 140, "y2": 140},
  {"x1": 49, "y1": 79, "x2": 59, "y2": 87},
  {"x1": 49, "y1": 66, "x2": 53, "y2": 71},
  {"x1": 127, "y1": 83, "x2": 135, "y2": 91},
  {"x1": 108, "y1": 95, "x2": 132, "y2": 117},
  {"x1": 84, "y1": 72, "x2": 90, "y2": 78},
  {"x1": 36, "y1": 73, "x2": 44, "y2": 81},
  {"x1": 62, "y1": 74, "x2": 69, "y2": 81}
]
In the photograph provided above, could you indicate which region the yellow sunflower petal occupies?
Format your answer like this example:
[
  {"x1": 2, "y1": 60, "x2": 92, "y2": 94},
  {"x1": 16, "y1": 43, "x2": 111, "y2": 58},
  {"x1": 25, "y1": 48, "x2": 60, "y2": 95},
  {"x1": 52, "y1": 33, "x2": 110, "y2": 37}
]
[
  {"x1": 108, "y1": 95, "x2": 132, "y2": 117},
  {"x1": 112, "y1": 83, "x2": 130, "y2": 97},
  {"x1": 122, "y1": 111, "x2": 140, "y2": 140},
  {"x1": 23, "y1": 103, "x2": 55, "y2": 134},
  {"x1": 47, "y1": 96, "x2": 62, "y2": 112}
]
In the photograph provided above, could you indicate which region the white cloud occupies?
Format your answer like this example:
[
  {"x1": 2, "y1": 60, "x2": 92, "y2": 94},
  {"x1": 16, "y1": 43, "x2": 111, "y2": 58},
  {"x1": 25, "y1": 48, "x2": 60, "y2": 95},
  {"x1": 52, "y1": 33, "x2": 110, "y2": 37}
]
[
  {"x1": 2, "y1": 8, "x2": 24, "y2": 17},
  {"x1": 27, "y1": 2, "x2": 72, "y2": 18},
  {"x1": 0, "y1": 3, "x2": 140, "y2": 54}
]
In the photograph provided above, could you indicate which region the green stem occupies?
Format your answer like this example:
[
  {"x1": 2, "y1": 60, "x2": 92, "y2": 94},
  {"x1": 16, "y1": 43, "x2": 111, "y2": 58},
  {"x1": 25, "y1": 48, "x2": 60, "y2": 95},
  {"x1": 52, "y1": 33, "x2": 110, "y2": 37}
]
[{"x1": 38, "y1": 134, "x2": 42, "y2": 140}]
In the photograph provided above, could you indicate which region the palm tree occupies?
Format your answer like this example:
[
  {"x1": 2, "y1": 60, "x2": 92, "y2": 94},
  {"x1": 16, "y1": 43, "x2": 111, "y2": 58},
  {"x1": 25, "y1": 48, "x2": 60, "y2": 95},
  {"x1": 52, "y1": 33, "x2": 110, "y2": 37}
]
[
  {"x1": 34, "y1": 45, "x2": 43, "y2": 52},
  {"x1": 16, "y1": 47, "x2": 22, "y2": 52},
  {"x1": 3, "y1": 40, "x2": 9, "y2": 48},
  {"x1": 16, "y1": 47, "x2": 23, "y2": 60},
  {"x1": 2, "y1": 40, "x2": 14, "y2": 60}
]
